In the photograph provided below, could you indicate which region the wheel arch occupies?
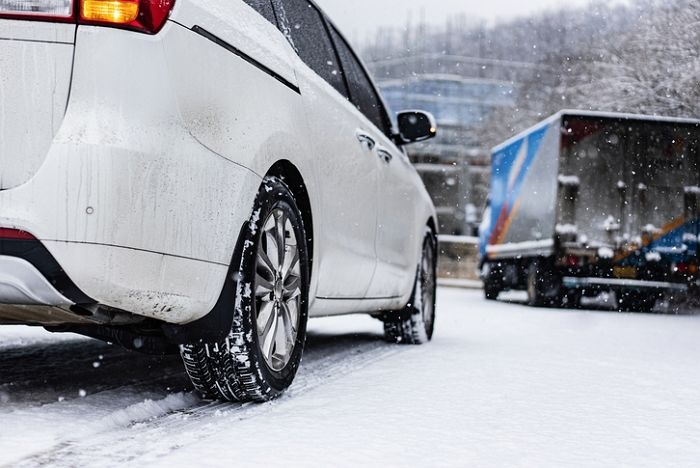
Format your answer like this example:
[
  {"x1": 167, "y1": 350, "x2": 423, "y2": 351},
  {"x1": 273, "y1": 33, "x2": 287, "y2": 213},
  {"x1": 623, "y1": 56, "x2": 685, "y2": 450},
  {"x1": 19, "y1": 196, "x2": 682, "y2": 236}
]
[
  {"x1": 426, "y1": 216, "x2": 438, "y2": 241},
  {"x1": 163, "y1": 160, "x2": 315, "y2": 345},
  {"x1": 264, "y1": 160, "x2": 315, "y2": 278}
]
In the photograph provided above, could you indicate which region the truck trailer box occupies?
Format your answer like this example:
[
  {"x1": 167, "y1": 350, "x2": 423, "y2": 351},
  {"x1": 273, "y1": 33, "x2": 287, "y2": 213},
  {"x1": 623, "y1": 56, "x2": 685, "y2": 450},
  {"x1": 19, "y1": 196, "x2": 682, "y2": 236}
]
[{"x1": 479, "y1": 110, "x2": 700, "y2": 310}]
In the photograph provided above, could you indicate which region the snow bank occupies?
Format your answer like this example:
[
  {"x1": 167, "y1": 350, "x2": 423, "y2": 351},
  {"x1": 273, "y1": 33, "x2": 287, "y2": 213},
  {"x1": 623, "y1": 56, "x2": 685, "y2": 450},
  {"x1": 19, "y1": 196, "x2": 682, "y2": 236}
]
[
  {"x1": 99, "y1": 393, "x2": 198, "y2": 429},
  {"x1": 0, "y1": 392, "x2": 197, "y2": 466}
]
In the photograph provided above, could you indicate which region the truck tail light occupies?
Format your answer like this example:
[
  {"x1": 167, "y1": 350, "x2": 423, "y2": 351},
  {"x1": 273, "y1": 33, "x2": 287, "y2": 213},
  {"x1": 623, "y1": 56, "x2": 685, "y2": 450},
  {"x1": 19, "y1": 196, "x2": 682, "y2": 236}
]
[
  {"x1": 0, "y1": 0, "x2": 75, "y2": 22},
  {"x1": 80, "y1": 0, "x2": 174, "y2": 34},
  {"x1": 0, "y1": 0, "x2": 174, "y2": 34}
]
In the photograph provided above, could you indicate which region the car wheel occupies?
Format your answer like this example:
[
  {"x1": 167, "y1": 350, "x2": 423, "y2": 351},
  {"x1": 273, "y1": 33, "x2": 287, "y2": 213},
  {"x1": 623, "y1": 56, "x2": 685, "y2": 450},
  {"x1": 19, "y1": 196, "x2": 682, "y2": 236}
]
[
  {"x1": 181, "y1": 176, "x2": 309, "y2": 402},
  {"x1": 383, "y1": 232, "x2": 437, "y2": 345}
]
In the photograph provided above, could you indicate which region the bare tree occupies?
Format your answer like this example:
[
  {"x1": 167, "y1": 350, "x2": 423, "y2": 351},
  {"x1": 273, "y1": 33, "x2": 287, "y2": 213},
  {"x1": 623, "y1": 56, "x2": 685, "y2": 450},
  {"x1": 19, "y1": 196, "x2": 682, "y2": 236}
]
[{"x1": 567, "y1": 0, "x2": 700, "y2": 117}]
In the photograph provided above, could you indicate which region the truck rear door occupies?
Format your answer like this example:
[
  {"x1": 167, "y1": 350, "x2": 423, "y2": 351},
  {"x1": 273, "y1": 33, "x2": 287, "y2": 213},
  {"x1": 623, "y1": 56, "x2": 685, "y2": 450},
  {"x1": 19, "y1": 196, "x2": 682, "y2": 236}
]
[
  {"x1": 560, "y1": 116, "x2": 626, "y2": 247},
  {"x1": 627, "y1": 123, "x2": 700, "y2": 248}
]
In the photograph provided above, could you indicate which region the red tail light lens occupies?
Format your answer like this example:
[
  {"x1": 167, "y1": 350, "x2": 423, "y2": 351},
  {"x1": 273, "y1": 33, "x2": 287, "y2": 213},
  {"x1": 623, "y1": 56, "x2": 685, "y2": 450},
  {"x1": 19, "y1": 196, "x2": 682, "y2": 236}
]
[
  {"x1": 0, "y1": 0, "x2": 174, "y2": 34},
  {"x1": 79, "y1": 0, "x2": 174, "y2": 34},
  {"x1": 0, "y1": 0, "x2": 74, "y2": 22},
  {"x1": 0, "y1": 228, "x2": 36, "y2": 240}
]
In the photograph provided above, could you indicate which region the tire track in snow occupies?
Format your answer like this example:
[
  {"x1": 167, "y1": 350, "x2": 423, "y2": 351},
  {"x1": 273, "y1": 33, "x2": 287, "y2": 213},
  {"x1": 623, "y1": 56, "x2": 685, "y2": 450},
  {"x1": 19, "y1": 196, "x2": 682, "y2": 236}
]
[
  {"x1": 11, "y1": 331, "x2": 405, "y2": 468},
  {"x1": 0, "y1": 337, "x2": 190, "y2": 408}
]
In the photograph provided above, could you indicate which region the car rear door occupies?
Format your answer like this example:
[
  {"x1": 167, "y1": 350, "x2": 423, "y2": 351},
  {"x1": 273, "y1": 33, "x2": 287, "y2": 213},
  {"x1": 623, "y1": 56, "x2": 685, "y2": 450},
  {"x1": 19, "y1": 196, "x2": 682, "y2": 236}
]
[
  {"x1": 275, "y1": 0, "x2": 381, "y2": 299},
  {"x1": 0, "y1": 9, "x2": 76, "y2": 189},
  {"x1": 327, "y1": 26, "x2": 419, "y2": 299}
]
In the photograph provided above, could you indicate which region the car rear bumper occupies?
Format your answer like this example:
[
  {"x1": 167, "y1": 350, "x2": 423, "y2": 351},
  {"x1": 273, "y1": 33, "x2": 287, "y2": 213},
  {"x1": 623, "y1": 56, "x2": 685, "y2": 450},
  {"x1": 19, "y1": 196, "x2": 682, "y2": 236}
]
[
  {"x1": 0, "y1": 144, "x2": 260, "y2": 325},
  {"x1": 0, "y1": 231, "x2": 237, "y2": 326},
  {"x1": 0, "y1": 23, "x2": 283, "y2": 326},
  {"x1": 0, "y1": 256, "x2": 72, "y2": 307},
  {"x1": 0, "y1": 24, "x2": 264, "y2": 325}
]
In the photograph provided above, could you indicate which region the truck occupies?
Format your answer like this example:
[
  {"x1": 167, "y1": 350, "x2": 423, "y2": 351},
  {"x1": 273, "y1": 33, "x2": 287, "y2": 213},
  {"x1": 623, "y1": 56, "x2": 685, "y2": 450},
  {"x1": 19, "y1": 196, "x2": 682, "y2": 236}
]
[{"x1": 479, "y1": 110, "x2": 700, "y2": 311}]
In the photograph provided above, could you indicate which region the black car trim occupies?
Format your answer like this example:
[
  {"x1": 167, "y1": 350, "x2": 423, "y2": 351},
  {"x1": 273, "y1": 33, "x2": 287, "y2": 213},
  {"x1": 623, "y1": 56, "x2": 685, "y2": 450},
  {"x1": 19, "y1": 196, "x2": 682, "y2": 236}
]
[
  {"x1": 191, "y1": 25, "x2": 301, "y2": 95},
  {"x1": 0, "y1": 238, "x2": 95, "y2": 305}
]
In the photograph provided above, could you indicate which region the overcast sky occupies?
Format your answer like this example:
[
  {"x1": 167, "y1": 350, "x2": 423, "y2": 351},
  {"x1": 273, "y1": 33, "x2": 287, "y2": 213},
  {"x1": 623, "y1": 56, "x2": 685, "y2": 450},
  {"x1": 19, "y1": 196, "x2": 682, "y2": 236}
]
[{"x1": 316, "y1": 0, "x2": 629, "y2": 42}]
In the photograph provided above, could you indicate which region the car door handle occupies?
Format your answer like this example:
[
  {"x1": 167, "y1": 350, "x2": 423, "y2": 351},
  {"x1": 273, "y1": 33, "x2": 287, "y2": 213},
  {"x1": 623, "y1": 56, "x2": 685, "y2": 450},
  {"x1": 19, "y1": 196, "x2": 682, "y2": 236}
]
[
  {"x1": 355, "y1": 130, "x2": 376, "y2": 150},
  {"x1": 376, "y1": 147, "x2": 393, "y2": 164}
]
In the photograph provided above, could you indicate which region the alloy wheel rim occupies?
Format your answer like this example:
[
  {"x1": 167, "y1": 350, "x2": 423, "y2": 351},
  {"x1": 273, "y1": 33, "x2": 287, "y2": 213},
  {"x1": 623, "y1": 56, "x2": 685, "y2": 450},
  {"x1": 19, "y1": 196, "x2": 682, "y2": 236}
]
[{"x1": 254, "y1": 208, "x2": 301, "y2": 372}]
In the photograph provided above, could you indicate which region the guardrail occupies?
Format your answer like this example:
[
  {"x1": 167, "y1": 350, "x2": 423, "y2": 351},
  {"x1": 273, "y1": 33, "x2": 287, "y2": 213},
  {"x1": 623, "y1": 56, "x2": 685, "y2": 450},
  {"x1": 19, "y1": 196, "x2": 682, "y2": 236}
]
[
  {"x1": 438, "y1": 235, "x2": 479, "y2": 245},
  {"x1": 437, "y1": 235, "x2": 481, "y2": 287}
]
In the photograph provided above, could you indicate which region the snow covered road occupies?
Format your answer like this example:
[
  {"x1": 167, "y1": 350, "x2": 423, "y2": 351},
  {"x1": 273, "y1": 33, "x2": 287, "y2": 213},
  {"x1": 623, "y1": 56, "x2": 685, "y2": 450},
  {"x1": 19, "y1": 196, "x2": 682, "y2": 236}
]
[{"x1": 1, "y1": 288, "x2": 700, "y2": 467}]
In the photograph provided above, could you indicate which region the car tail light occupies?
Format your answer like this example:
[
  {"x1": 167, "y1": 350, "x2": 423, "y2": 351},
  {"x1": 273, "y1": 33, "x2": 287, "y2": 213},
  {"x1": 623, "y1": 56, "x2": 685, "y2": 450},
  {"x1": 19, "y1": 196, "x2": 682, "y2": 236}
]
[
  {"x1": 0, "y1": 228, "x2": 36, "y2": 240},
  {"x1": 79, "y1": 0, "x2": 174, "y2": 34},
  {"x1": 0, "y1": 0, "x2": 75, "y2": 22},
  {"x1": 0, "y1": 0, "x2": 174, "y2": 34}
]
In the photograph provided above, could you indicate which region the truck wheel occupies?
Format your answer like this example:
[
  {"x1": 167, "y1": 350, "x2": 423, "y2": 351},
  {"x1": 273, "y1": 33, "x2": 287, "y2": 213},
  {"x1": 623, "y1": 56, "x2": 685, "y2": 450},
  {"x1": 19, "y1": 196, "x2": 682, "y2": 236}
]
[
  {"x1": 383, "y1": 232, "x2": 437, "y2": 345},
  {"x1": 617, "y1": 291, "x2": 657, "y2": 313},
  {"x1": 483, "y1": 263, "x2": 503, "y2": 300},
  {"x1": 181, "y1": 177, "x2": 310, "y2": 402},
  {"x1": 484, "y1": 281, "x2": 501, "y2": 300},
  {"x1": 562, "y1": 289, "x2": 583, "y2": 309},
  {"x1": 526, "y1": 261, "x2": 562, "y2": 307}
]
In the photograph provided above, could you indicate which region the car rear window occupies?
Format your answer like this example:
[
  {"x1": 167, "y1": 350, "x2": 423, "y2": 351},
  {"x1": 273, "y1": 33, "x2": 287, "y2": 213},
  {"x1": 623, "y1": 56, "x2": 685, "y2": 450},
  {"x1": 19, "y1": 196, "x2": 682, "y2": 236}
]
[
  {"x1": 277, "y1": 0, "x2": 348, "y2": 98},
  {"x1": 328, "y1": 25, "x2": 390, "y2": 135}
]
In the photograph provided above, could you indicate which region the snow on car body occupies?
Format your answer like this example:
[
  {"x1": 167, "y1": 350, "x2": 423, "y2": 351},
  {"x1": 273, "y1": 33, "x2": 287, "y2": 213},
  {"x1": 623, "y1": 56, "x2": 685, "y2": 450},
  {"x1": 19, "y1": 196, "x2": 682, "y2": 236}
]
[
  {"x1": 0, "y1": 0, "x2": 438, "y2": 400},
  {"x1": 479, "y1": 110, "x2": 700, "y2": 310}
]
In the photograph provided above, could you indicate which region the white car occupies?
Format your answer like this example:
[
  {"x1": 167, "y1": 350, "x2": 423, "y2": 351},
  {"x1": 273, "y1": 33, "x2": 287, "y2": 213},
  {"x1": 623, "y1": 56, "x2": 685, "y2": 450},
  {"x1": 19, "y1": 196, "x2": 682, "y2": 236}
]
[{"x1": 0, "y1": 0, "x2": 438, "y2": 401}]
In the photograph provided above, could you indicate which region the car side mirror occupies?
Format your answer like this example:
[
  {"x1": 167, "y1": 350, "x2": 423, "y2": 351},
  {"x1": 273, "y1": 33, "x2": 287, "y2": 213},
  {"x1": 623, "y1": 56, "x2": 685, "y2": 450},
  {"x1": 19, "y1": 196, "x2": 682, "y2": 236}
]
[{"x1": 396, "y1": 110, "x2": 437, "y2": 145}]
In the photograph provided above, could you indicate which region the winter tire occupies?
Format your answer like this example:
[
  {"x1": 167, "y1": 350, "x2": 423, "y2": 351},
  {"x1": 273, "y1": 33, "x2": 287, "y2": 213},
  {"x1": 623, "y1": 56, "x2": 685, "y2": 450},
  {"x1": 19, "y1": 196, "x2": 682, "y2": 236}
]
[
  {"x1": 526, "y1": 261, "x2": 562, "y2": 308},
  {"x1": 483, "y1": 263, "x2": 503, "y2": 301},
  {"x1": 383, "y1": 231, "x2": 437, "y2": 345},
  {"x1": 181, "y1": 176, "x2": 310, "y2": 402}
]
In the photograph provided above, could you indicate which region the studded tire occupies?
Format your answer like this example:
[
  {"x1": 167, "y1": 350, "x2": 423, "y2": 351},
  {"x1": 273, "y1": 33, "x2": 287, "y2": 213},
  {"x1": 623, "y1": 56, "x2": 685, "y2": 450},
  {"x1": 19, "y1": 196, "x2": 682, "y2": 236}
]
[
  {"x1": 383, "y1": 231, "x2": 437, "y2": 345},
  {"x1": 181, "y1": 176, "x2": 310, "y2": 402}
]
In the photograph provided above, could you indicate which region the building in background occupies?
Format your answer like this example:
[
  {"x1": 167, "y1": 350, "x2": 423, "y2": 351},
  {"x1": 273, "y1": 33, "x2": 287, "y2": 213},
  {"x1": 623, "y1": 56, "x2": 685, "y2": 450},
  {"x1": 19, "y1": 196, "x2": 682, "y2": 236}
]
[{"x1": 369, "y1": 55, "x2": 533, "y2": 235}]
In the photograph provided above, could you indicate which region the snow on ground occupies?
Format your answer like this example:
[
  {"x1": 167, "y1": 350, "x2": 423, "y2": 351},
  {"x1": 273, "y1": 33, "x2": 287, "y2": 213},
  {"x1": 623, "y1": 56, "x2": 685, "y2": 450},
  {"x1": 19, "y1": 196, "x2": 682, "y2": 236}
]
[{"x1": 1, "y1": 288, "x2": 700, "y2": 467}]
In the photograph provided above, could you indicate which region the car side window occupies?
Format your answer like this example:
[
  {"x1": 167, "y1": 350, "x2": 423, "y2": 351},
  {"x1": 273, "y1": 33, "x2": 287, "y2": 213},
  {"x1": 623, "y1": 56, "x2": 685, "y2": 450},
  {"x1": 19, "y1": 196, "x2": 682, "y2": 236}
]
[
  {"x1": 242, "y1": 0, "x2": 277, "y2": 25},
  {"x1": 329, "y1": 26, "x2": 390, "y2": 135},
  {"x1": 276, "y1": 0, "x2": 348, "y2": 98}
]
